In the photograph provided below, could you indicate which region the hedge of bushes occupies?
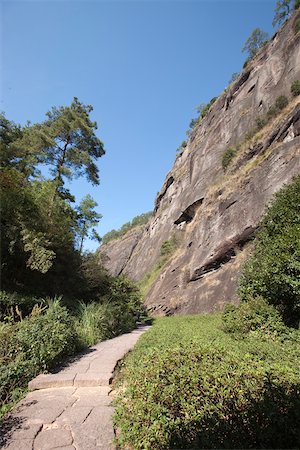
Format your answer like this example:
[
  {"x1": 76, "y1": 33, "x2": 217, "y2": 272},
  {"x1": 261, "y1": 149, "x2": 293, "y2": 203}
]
[{"x1": 114, "y1": 314, "x2": 300, "y2": 449}]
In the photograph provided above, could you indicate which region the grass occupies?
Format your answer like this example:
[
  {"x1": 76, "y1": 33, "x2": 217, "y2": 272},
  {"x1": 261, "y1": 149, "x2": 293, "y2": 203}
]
[{"x1": 114, "y1": 314, "x2": 300, "y2": 449}]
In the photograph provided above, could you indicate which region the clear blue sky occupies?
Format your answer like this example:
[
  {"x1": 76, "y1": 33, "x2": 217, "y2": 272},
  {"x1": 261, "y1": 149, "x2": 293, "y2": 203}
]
[{"x1": 2, "y1": 0, "x2": 276, "y2": 251}]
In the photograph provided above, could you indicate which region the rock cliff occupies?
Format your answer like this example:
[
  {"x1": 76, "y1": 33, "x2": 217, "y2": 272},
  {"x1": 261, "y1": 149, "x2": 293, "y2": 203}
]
[{"x1": 99, "y1": 13, "x2": 300, "y2": 315}]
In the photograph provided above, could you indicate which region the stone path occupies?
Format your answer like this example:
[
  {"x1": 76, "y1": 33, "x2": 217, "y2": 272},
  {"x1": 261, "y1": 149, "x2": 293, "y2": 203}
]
[{"x1": 1, "y1": 326, "x2": 150, "y2": 450}]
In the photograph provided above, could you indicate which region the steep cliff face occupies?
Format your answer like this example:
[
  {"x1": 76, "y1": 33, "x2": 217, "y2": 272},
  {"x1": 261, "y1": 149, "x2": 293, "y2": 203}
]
[{"x1": 99, "y1": 13, "x2": 300, "y2": 315}]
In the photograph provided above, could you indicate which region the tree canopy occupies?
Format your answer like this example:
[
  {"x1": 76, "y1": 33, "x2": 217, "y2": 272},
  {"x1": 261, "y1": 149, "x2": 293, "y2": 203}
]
[
  {"x1": 0, "y1": 100, "x2": 105, "y2": 297},
  {"x1": 242, "y1": 28, "x2": 269, "y2": 59}
]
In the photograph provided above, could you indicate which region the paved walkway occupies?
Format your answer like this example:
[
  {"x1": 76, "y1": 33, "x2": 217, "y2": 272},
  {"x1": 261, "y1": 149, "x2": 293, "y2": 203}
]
[{"x1": 1, "y1": 326, "x2": 150, "y2": 450}]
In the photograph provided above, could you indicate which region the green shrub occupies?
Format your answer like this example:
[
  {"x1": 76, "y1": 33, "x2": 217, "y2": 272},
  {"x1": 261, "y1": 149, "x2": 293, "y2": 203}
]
[
  {"x1": 255, "y1": 116, "x2": 268, "y2": 130},
  {"x1": 16, "y1": 299, "x2": 77, "y2": 369},
  {"x1": 274, "y1": 95, "x2": 288, "y2": 110},
  {"x1": 291, "y1": 79, "x2": 300, "y2": 96},
  {"x1": 114, "y1": 315, "x2": 300, "y2": 449},
  {"x1": 160, "y1": 238, "x2": 176, "y2": 257},
  {"x1": 239, "y1": 175, "x2": 300, "y2": 327},
  {"x1": 222, "y1": 297, "x2": 288, "y2": 338},
  {"x1": 222, "y1": 147, "x2": 237, "y2": 170},
  {"x1": 295, "y1": 0, "x2": 300, "y2": 9},
  {"x1": 0, "y1": 299, "x2": 77, "y2": 417},
  {"x1": 295, "y1": 18, "x2": 300, "y2": 33}
]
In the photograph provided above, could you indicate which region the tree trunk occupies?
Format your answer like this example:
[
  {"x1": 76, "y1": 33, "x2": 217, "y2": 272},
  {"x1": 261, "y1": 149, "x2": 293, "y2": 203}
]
[{"x1": 48, "y1": 140, "x2": 69, "y2": 218}]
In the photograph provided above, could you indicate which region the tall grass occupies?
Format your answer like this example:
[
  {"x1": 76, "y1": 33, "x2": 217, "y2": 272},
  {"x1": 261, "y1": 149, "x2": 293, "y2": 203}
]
[{"x1": 75, "y1": 302, "x2": 110, "y2": 347}]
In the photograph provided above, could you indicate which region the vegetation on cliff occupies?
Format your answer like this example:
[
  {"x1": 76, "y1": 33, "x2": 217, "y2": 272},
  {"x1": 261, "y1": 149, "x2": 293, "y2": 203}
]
[{"x1": 101, "y1": 211, "x2": 153, "y2": 245}]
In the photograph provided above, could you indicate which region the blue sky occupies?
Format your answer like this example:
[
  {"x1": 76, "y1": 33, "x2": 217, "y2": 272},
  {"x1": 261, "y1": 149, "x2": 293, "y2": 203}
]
[{"x1": 2, "y1": 0, "x2": 276, "y2": 251}]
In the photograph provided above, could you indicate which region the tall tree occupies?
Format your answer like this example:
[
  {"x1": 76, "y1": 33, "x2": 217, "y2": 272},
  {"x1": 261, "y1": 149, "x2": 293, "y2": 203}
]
[
  {"x1": 76, "y1": 194, "x2": 102, "y2": 254},
  {"x1": 273, "y1": 0, "x2": 293, "y2": 27},
  {"x1": 242, "y1": 28, "x2": 269, "y2": 58},
  {"x1": 14, "y1": 98, "x2": 105, "y2": 213}
]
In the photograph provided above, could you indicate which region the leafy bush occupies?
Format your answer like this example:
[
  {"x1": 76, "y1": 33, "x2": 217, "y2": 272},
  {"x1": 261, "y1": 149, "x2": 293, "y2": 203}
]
[
  {"x1": 239, "y1": 175, "x2": 300, "y2": 327},
  {"x1": 0, "y1": 300, "x2": 77, "y2": 416},
  {"x1": 291, "y1": 79, "x2": 300, "y2": 96},
  {"x1": 222, "y1": 297, "x2": 288, "y2": 338},
  {"x1": 222, "y1": 147, "x2": 237, "y2": 170},
  {"x1": 114, "y1": 315, "x2": 300, "y2": 449},
  {"x1": 274, "y1": 95, "x2": 289, "y2": 110}
]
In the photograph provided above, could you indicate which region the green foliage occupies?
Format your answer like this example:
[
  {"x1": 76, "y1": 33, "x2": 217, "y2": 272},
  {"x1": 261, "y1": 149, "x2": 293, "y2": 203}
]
[
  {"x1": 176, "y1": 140, "x2": 187, "y2": 154},
  {"x1": 102, "y1": 211, "x2": 152, "y2": 245},
  {"x1": 76, "y1": 194, "x2": 102, "y2": 253},
  {"x1": 114, "y1": 314, "x2": 300, "y2": 449},
  {"x1": 188, "y1": 97, "x2": 217, "y2": 134},
  {"x1": 75, "y1": 302, "x2": 112, "y2": 347},
  {"x1": 239, "y1": 175, "x2": 300, "y2": 327},
  {"x1": 16, "y1": 299, "x2": 77, "y2": 369},
  {"x1": 274, "y1": 94, "x2": 289, "y2": 110},
  {"x1": 222, "y1": 297, "x2": 288, "y2": 339},
  {"x1": 222, "y1": 147, "x2": 237, "y2": 170},
  {"x1": 19, "y1": 97, "x2": 105, "y2": 186},
  {"x1": 242, "y1": 28, "x2": 269, "y2": 59},
  {"x1": 1, "y1": 101, "x2": 105, "y2": 296},
  {"x1": 0, "y1": 291, "x2": 45, "y2": 322},
  {"x1": 273, "y1": 0, "x2": 293, "y2": 27},
  {"x1": 257, "y1": 95, "x2": 289, "y2": 127},
  {"x1": 291, "y1": 79, "x2": 300, "y2": 96},
  {"x1": 0, "y1": 299, "x2": 77, "y2": 416},
  {"x1": 160, "y1": 237, "x2": 177, "y2": 257},
  {"x1": 295, "y1": 0, "x2": 300, "y2": 9}
]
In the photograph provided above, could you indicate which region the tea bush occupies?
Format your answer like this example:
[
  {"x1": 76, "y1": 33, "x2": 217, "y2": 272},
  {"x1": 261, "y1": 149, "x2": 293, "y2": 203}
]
[
  {"x1": 222, "y1": 296, "x2": 289, "y2": 339},
  {"x1": 114, "y1": 315, "x2": 300, "y2": 449}
]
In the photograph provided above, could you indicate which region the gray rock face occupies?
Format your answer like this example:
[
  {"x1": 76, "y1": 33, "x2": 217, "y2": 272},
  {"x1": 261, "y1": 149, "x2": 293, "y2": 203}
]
[
  {"x1": 99, "y1": 13, "x2": 300, "y2": 315},
  {"x1": 98, "y1": 226, "x2": 145, "y2": 277}
]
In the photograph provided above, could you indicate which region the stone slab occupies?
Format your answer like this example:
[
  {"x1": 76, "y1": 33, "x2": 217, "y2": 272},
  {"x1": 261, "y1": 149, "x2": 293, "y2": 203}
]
[
  {"x1": 28, "y1": 374, "x2": 75, "y2": 391},
  {"x1": 33, "y1": 429, "x2": 73, "y2": 449},
  {"x1": 8, "y1": 424, "x2": 42, "y2": 441},
  {"x1": 74, "y1": 373, "x2": 112, "y2": 387},
  {"x1": 3, "y1": 439, "x2": 34, "y2": 450},
  {"x1": 55, "y1": 406, "x2": 92, "y2": 424}
]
